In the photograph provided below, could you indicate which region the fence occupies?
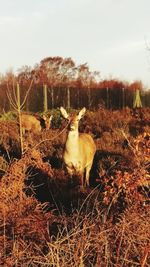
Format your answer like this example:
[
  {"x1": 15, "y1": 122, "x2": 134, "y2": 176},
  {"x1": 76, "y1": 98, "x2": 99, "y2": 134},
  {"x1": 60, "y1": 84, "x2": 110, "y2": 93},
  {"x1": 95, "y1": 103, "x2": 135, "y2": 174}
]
[{"x1": 0, "y1": 85, "x2": 149, "y2": 113}]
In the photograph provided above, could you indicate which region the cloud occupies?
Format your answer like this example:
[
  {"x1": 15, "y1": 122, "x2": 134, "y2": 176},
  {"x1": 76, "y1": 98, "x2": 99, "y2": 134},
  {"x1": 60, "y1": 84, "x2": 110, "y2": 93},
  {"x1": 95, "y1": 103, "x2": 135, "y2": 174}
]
[
  {"x1": 104, "y1": 40, "x2": 146, "y2": 56},
  {"x1": 0, "y1": 0, "x2": 150, "y2": 86},
  {"x1": 0, "y1": 15, "x2": 23, "y2": 25}
]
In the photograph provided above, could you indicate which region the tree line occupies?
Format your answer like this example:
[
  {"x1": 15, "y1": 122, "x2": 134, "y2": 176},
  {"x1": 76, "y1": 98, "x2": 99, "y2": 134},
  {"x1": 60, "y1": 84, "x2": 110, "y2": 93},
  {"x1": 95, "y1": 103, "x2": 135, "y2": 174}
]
[{"x1": 0, "y1": 56, "x2": 149, "y2": 113}]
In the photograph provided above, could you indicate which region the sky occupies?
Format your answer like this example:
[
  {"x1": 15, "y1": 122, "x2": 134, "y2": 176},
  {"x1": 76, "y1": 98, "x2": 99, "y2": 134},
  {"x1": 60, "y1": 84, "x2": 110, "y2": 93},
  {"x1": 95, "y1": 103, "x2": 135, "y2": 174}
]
[{"x1": 0, "y1": 0, "x2": 150, "y2": 88}]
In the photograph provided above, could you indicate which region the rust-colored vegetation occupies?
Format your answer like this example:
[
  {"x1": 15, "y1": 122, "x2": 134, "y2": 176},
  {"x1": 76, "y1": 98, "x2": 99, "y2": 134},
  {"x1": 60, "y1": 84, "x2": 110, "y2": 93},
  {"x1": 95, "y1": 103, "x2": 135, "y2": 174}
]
[
  {"x1": 0, "y1": 107, "x2": 149, "y2": 266},
  {"x1": 0, "y1": 56, "x2": 149, "y2": 266}
]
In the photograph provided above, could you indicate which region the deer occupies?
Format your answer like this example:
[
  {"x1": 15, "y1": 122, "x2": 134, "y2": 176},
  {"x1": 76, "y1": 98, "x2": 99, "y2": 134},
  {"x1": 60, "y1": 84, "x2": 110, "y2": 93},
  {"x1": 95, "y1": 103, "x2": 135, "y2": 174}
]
[
  {"x1": 60, "y1": 107, "x2": 96, "y2": 187},
  {"x1": 20, "y1": 113, "x2": 53, "y2": 134},
  {"x1": 42, "y1": 114, "x2": 53, "y2": 130}
]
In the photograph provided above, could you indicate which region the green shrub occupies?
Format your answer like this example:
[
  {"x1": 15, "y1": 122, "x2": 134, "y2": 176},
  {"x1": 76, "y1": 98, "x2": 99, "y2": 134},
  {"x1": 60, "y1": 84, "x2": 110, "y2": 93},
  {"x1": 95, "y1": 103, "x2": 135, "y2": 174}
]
[{"x1": 0, "y1": 111, "x2": 17, "y2": 121}]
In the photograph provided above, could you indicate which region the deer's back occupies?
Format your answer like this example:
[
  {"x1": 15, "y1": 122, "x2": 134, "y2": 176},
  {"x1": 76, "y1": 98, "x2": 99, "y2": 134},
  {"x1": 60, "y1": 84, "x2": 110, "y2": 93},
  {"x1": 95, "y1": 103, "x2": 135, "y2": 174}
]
[{"x1": 21, "y1": 114, "x2": 41, "y2": 132}]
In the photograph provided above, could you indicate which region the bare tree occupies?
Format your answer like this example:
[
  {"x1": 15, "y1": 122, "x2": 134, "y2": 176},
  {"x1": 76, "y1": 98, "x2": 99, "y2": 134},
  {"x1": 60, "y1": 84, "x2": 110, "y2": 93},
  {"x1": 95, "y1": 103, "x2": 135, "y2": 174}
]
[{"x1": 7, "y1": 79, "x2": 33, "y2": 155}]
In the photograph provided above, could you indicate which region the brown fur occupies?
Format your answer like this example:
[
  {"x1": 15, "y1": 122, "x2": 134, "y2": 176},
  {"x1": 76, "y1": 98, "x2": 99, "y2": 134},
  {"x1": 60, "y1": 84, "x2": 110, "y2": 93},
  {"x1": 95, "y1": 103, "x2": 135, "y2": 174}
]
[
  {"x1": 20, "y1": 114, "x2": 52, "y2": 134},
  {"x1": 60, "y1": 107, "x2": 96, "y2": 187}
]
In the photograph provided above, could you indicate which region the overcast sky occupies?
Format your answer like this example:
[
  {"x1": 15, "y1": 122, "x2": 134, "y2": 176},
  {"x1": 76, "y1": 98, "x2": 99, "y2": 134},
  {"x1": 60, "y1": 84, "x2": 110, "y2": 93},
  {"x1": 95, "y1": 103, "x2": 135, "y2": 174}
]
[{"x1": 0, "y1": 0, "x2": 150, "y2": 87}]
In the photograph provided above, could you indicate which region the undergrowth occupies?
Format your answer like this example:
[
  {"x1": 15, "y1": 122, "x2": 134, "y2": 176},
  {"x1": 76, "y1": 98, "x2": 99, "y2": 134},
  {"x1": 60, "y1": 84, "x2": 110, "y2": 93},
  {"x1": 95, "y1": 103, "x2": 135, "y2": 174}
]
[{"x1": 0, "y1": 108, "x2": 149, "y2": 266}]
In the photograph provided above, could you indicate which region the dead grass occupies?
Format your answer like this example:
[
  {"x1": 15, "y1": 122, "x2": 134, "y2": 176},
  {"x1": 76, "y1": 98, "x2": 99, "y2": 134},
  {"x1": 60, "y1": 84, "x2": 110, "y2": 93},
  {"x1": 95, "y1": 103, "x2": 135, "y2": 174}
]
[{"x1": 0, "y1": 108, "x2": 149, "y2": 266}]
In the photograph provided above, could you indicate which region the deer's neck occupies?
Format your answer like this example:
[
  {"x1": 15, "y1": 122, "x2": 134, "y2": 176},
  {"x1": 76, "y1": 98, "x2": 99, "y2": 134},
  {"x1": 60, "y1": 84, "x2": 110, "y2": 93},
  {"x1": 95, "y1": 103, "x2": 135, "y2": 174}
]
[{"x1": 66, "y1": 129, "x2": 79, "y2": 150}]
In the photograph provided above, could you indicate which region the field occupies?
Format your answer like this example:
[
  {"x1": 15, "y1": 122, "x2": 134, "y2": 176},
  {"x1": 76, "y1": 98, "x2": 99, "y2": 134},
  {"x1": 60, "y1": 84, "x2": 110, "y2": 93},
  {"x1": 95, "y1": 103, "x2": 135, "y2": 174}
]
[{"x1": 0, "y1": 107, "x2": 150, "y2": 266}]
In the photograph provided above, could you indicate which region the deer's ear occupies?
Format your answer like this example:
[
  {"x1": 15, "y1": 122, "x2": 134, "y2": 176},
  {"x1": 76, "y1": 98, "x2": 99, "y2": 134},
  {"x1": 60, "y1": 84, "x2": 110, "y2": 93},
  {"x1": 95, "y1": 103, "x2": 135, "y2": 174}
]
[
  {"x1": 49, "y1": 115, "x2": 53, "y2": 121},
  {"x1": 42, "y1": 115, "x2": 46, "y2": 121},
  {"x1": 78, "y1": 107, "x2": 86, "y2": 120},
  {"x1": 60, "y1": 107, "x2": 69, "y2": 119}
]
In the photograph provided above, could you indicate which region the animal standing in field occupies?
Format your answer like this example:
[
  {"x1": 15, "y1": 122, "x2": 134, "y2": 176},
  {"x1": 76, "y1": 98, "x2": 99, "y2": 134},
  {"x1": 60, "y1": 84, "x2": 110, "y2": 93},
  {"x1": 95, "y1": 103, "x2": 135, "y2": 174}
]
[
  {"x1": 60, "y1": 107, "x2": 96, "y2": 187},
  {"x1": 20, "y1": 113, "x2": 53, "y2": 134},
  {"x1": 42, "y1": 114, "x2": 53, "y2": 130}
]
